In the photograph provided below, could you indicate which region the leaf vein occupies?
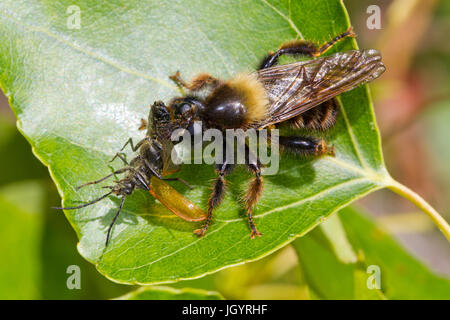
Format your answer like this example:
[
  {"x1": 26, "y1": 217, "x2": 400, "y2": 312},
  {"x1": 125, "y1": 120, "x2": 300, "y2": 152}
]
[{"x1": 1, "y1": 11, "x2": 176, "y2": 90}]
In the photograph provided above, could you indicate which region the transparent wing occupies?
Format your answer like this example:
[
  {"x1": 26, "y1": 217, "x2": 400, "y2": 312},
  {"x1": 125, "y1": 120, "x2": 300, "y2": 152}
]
[{"x1": 255, "y1": 49, "x2": 385, "y2": 128}]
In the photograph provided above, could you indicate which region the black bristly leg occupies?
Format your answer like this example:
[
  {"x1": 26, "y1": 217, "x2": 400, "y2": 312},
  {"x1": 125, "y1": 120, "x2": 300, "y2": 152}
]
[
  {"x1": 279, "y1": 136, "x2": 334, "y2": 157},
  {"x1": 244, "y1": 144, "x2": 263, "y2": 238},
  {"x1": 315, "y1": 26, "x2": 355, "y2": 56},
  {"x1": 194, "y1": 141, "x2": 235, "y2": 237},
  {"x1": 259, "y1": 26, "x2": 355, "y2": 69},
  {"x1": 259, "y1": 41, "x2": 318, "y2": 69},
  {"x1": 194, "y1": 162, "x2": 232, "y2": 237}
]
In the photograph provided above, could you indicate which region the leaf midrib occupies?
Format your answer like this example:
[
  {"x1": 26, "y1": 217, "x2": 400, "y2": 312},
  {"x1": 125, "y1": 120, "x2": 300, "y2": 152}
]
[{"x1": 260, "y1": 0, "x2": 304, "y2": 39}]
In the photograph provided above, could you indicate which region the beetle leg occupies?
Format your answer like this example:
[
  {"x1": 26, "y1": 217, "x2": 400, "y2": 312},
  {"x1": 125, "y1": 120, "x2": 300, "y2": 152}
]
[{"x1": 75, "y1": 167, "x2": 132, "y2": 190}]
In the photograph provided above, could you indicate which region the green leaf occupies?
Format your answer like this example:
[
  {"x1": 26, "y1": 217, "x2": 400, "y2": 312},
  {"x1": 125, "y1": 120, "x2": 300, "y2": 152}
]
[
  {"x1": 293, "y1": 207, "x2": 450, "y2": 300},
  {"x1": 2, "y1": 0, "x2": 441, "y2": 285},
  {"x1": 115, "y1": 286, "x2": 223, "y2": 300}
]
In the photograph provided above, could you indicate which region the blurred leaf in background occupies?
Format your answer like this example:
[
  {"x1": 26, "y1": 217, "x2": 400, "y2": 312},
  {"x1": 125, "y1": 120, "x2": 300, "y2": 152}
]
[
  {"x1": 294, "y1": 207, "x2": 450, "y2": 300},
  {"x1": 421, "y1": 102, "x2": 450, "y2": 198},
  {"x1": 0, "y1": 181, "x2": 43, "y2": 299}
]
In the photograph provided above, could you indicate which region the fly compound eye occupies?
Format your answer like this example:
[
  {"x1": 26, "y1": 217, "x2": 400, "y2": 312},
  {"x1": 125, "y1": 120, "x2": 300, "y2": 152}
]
[{"x1": 175, "y1": 102, "x2": 192, "y2": 117}]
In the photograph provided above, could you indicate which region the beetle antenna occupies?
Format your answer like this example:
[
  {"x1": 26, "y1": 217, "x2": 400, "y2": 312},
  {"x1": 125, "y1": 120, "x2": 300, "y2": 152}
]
[
  {"x1": 52, "y1": 191, "x2": 113, "y2": 210},
  {"x1": 105, "y1": 196, "x2": 126, "y2": 247}
]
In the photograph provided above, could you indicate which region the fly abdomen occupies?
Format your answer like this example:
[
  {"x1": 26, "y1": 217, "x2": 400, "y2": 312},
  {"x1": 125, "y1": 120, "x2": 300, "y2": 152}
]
[{"x1": 290, "y1": 99, "x2": 338, "y2": 131}]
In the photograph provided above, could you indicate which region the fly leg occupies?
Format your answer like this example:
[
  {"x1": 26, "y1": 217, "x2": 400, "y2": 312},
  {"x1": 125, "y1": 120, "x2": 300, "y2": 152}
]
[
  {"x1": 170, "y1": 71, "x2": 221, "y2": 92},
  {"x1": 194, "y1": 141, "x2": 235, "y2": 237},
  {"x1": 314, "y1": 26, "x2": 356, "y2": 57},
  {"x1": 279, "y1": 136, "x2": 335, "y2": 157},
  {"x1": 259, "y1": 26, "x2": 355, "y2": 69},
  {"x1": 194, "y1": 162, "x2": 233, "y2": 237},
  {"x1": 243, "y1": 144, "x2": 263, "y2": 238}
]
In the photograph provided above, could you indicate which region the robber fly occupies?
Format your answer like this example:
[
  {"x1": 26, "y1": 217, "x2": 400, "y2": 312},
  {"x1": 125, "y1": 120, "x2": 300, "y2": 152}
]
[
  {"x1": 54, "y1": 102, "x2": 206, "y2": 247},
  {"x1": 149, "y1": 26, "x2": 386, "y2": 238}
]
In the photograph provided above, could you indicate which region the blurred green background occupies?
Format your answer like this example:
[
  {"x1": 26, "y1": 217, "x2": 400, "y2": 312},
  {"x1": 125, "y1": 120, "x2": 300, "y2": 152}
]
[{"x1": 0, "y1": 0, "x2": 449, "y2": 299}]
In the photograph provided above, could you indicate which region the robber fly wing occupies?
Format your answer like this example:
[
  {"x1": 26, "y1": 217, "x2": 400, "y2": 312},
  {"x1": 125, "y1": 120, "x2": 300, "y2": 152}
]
[{"x1": 255, "y1": 49, "x2": 385, "y2": 128}]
